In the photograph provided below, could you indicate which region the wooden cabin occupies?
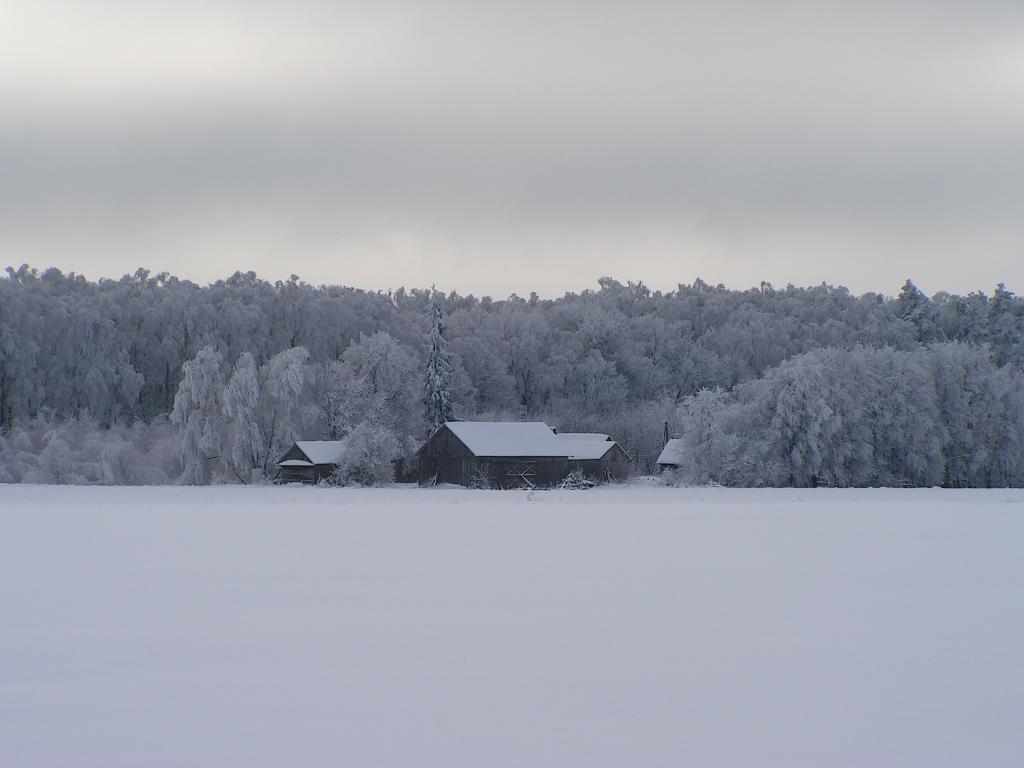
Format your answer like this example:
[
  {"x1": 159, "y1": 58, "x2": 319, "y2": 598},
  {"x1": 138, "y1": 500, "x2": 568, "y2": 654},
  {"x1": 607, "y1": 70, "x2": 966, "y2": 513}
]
[
  {"x1": 275, "y1": 440, "x2": 348, "y2": 484},
  {"x1": 417, "y1": 422, "x2": 631, "y2": 488},
  {"x1": 555, "y1": 433, "x2": 632, "y2": 481}
]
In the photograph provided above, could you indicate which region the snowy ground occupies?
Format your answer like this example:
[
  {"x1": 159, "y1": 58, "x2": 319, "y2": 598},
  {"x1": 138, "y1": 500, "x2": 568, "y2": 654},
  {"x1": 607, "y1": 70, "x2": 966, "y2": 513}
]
[{"x1": 2, "y1": 485, "x2": 1023, "y2": 768}]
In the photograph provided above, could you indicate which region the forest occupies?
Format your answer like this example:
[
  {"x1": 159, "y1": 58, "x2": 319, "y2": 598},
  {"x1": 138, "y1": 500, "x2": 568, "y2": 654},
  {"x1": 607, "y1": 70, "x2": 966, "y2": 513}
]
[{"x1": 1, "y1": 264, "x2": 1023, "y2": 486}]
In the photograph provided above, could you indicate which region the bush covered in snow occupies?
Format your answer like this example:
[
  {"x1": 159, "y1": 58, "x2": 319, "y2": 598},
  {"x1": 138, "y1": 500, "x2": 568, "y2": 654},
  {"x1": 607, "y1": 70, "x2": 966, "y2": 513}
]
[
  {"x1": 330, "y1": 421, "x2": 400, "y2": 487},
  {"x1": 0, "y1": 414, "x2": 180, "y2": 485}
]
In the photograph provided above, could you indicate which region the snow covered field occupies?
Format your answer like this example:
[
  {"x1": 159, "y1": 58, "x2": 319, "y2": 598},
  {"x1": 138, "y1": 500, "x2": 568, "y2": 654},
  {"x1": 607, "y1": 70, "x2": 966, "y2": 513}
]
[{"x1": 2, "y1": 485, "x2": 1023, "y2": 767}]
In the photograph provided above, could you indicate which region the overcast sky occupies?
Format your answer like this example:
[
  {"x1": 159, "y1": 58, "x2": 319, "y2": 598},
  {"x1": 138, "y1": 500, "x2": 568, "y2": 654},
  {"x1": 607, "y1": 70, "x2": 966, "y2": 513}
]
[{"x1": 2, "y1": 1, "x2": 1023, "y2": 296}]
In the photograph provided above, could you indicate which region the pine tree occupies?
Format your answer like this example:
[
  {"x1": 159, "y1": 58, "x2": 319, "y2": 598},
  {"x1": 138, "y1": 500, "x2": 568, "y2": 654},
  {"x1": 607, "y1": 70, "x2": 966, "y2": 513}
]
[
  {"x1": 896, "y1": 278, "x2": 944, "y2": 343},
  {"x1": 989, "y1": 283, "x2": 1024, "y2": 369},
  {"x1": 424, "y1": 295, "x2": 456, "y2": 432}
]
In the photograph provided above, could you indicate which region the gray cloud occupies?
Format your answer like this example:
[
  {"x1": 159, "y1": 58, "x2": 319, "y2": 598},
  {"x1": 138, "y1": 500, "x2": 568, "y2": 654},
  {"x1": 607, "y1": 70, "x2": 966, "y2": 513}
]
[{"x1": 2, "y1": 1, "x2": 1023, "y2": 296}]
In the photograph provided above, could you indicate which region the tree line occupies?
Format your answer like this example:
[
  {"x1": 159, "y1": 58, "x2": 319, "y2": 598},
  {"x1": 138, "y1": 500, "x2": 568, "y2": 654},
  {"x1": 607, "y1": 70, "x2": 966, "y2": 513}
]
[{"x1": 1, "y1": 265, "x2": 1023, "y2": 485}]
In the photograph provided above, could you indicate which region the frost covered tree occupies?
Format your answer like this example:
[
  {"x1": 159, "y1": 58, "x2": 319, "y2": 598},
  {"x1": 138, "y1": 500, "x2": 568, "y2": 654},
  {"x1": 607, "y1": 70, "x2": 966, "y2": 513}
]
[
  {"x1": 222, "y1": 352, "x2": 263, "y2": 483},
  {"x1": 897, "y1": 279, "x2": 944, "y2": 343},
  {"x1": 332, "y1": 420, "x2": 399, "y2": 486},
  {"x1": 323, "y1": 331, "x2": 420, "y2": 443},
  {"x1": 665, "y1": 346, "x2": 1019, "y2": 488},
  {"x1": 171, "y1": 346, "x2": 226, "y2": 484},
  {"x1": 6, "y1": 266, "x2": 1024, "y2": 486},
  {"x1": 424, "y1": 296, "x2": 456, "y2": 432},
  {"x1": 753, "y1": 357, "x2": 843, "y2": 487},
  {"x1": 257, "y1": 346, "x2": 315, "y2": 475},
  {"x1": 989, "y1": 283, "x2": 1024, "y2": 369},
  {"x1": 673, "y1": 388, "x2": 742, "y2": 485}
]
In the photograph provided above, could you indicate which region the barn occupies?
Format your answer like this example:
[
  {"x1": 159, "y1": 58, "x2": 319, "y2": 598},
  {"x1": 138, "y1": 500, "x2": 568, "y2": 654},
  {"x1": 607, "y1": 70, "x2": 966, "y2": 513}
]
[
  {"x1": 275, "y1": 440, "x2": 348, "y2": 484},
  {"x1": 555, "y1": 432, "x2": 632, "y2": 481},
  {"x1": 417, "y1": 422, "x2": 630, "y2": 488}
]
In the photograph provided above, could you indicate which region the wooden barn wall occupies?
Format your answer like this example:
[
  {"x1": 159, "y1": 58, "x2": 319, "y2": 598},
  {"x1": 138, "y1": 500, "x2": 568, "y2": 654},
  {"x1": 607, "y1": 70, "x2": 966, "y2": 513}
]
[
  {"x1": 277, "y1": 465, "x2": 315, "y2": 484},
  {"x1": 472, "y1": 457, "x2": 569, "y2": 489},
  {"x1": 418, "y1": 426, "x2": 474, "y2": 486},
  {"x1": 602, "y1": 444, "x2": 633, "y2": 481},
  {"x1": 276, "y1": 464, "x2": 338, "y2": 484},
  {"x1": 312, "y1": 464, "x2": 336, "y2": 483},
  {"x1": 571, "y1": 445, "x2": 633, "y2": 482}
]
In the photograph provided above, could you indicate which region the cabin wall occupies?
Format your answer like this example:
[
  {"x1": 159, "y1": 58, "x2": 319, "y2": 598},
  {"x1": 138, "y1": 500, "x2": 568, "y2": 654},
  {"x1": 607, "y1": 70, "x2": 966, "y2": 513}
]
[
  {"x1": 603, "y1": 445, "x2": 633, "y2": 481},
  {"x1": 418, "y1": 426, "x2": 475, "y2": 486},
  {"x1": 571, "y1": 446, "x2": 632, "y2": 482},
  {"x1": 276, "y1": 462, "x2": 339, "y2": 484},
  {"x1": 471, "y1": 457, "x2": 569, "y2": 489},
  {"x1": 419, "y1": 455, "x2": 474, "y2": 486},
  {"x1": 277, "y1": 465, "x2": 316, "y2": 484},
  {"x1": 313, "y1": 464, "x2": 337, "y2": 483}
]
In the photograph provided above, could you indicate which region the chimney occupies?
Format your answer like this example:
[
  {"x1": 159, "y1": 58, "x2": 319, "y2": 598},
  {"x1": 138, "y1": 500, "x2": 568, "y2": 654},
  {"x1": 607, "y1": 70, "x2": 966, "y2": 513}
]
[{"x1": 664, "y1": 420, "x2": 669, "y2": 444}]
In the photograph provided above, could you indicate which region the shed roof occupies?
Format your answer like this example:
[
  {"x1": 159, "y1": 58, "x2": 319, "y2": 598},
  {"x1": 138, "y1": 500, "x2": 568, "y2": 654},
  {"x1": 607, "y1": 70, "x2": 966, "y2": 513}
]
[
  {"x1": 656, "y1": 438, "x2": 685, "y2": 466},
  {"x1": 443, "y1": 421, "x2": 567, "y2": 458},
  {"x1": 294, "y1": 440, "x2": 349, "y2": 465},
  {"x1": 554, "y1": 435, "x2": 617, "y2": 460}
]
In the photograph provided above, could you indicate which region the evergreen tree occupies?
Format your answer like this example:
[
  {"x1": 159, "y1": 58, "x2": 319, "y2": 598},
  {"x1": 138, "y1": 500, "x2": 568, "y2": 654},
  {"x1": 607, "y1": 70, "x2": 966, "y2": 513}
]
[
  {"x1": 897, "y1": 279, "x2": 944, "y2": 343},
  {"x1": 424, "y1": 296, "x2": 456, "y2": 431},
  {"x1": 989, "y1": 283, "x2": 1024, "y2": 369}
]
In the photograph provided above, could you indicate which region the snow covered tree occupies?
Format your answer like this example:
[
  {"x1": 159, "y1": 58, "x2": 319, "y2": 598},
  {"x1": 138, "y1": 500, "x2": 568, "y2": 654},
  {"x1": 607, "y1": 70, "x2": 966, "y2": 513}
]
[
  {"x1": 323, "y1": 331, "x2": 420, "y2": 442},
  {"x1": 332, "y1": 420, "x2": 399, "y2": 486},
  {"x1": 257, "y1": 347, "x2": 315, "y2": 475},
  {"x1": 6, "y1": 267, "x2": 1024, "y2": 487},
  {"x1": 222, "y1": 352, "x2": 263, "y2": 483},
  {"x1": 673, "y1": 388, "x2": 742, "y2": 485},
  {"x1": 424, "y1": 296, "x2": 456, "y2": 432},
  {"x1": 171, "y1": 346, "x2": 226, "y2": 484},
  {"x1": 897, "y1": 279, "x2": 944, "y2": 343},
  {"x1": 754, "y1": 357, "x2": 843, "y2": 487},
  {"x1": 989, "y1": 283, "x2": 1024, "y2": 369}
]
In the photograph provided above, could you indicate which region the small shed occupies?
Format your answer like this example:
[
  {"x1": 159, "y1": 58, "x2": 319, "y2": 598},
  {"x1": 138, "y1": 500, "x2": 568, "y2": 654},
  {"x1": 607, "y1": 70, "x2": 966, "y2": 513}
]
[
  {"x1": 555, "y1": 433, "x2": 632, "y2": 481},
  {"x1": 656, "y1": 438, "x2": 685, "y2": 470},
  {"x1": 417, "y1": 421, "x2": 571, "y2": 489},
  {"x1": 275, "y1": 440, "x2": 348, "y2": 484}
]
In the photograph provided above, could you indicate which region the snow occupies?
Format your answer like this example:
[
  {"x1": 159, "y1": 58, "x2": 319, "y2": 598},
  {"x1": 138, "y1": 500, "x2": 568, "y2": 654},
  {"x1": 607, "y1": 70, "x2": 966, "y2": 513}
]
[
  {"x1": 2, "y1": 485, "x2": 1023, "y2": 767},
  {"x1": 443, "y1": 421, "x2": 567, "y2": 457},
  {"x1": 277, "y1": 459, "x2": 313, "y2": 467},
  {"x1": 556, "y1": 432, "x2": 611, "y2": 441},
  {"x1": 293, "y1": 439, "x2": 348, "y2": 465},
  {"x1": 555, "y1": 434, "x2": 617, "y2": 460},
  {"x1": 656, "y1": 437, "x2": 684, "y2": 466}
]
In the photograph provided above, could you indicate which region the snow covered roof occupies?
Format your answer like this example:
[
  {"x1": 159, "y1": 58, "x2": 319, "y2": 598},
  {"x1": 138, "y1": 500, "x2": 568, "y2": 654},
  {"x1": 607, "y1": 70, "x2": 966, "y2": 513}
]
[
  {"x1": 443, "y1": 421, "x2": 568, "y2": 457},
  {"x1": 656, "y1": 438, "x2": 685, "y2": 466},
  {"x1": 556, "y1": 432, "x2": 611, "y2": 442},
  {"x1": 554, "y1": 435, "x2": 617, "y2": 460},
  {"x1": 278, "y1": 459, "x2": 314, "y2": 467},
  {"x1": 293, "y1": 440, "x2": 348, "y2": 465}
]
